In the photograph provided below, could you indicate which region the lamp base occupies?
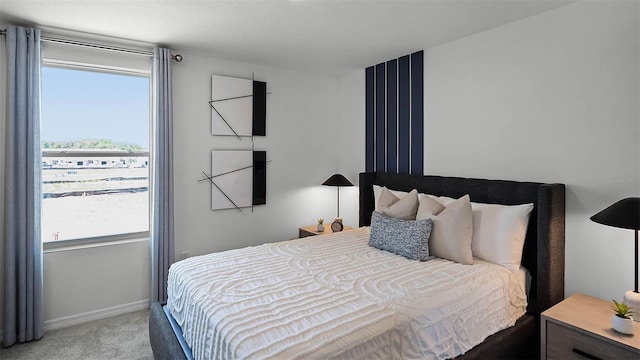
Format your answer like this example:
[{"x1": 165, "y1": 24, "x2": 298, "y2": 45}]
[{"x1": 623, "y1": 290, "x2": 640, "y2": 322}]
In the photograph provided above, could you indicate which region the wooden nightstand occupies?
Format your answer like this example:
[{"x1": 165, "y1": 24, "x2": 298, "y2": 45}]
[
  {"x1": 541, "y1": 293, "x2": 640, "y2": 359},
  {"x1": 298, "y1": 224, "x2": 353, "y2": 238}
]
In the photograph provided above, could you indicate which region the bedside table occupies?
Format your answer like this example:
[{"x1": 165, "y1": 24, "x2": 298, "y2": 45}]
[
  {"x1": 541, "y1": 293, "x2": 640, "y2": 359},
  {"x1": 298, "y1": 224, "x2": 353, "y2": 238}
]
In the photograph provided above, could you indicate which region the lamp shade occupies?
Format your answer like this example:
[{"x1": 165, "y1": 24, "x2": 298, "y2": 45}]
[
  {"x1": 591, "y1": 197, "x2": 640, "y2": 314},
  {"x1": 322, "y1": 174, "x2": 354, "y2": 187},
  {"x1": 590, "y1": 198, "x2": 640, "y2": 230}
]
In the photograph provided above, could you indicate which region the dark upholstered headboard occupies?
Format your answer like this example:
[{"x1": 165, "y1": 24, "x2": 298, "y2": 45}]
[{"x1": 359, "y1": 172, "x2": 565, "y2": 316}]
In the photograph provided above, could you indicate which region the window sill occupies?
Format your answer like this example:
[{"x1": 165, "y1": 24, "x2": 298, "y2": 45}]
[{"x1": 43, "y1": 232, "x2": 150, "y2": 253}]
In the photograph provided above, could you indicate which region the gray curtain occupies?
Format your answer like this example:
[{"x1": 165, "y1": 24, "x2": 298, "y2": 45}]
[
  {"x1": 2, "y1": 25, "x2": 44, "y2": 346},
  {"x1": 150, "y1": 48, "x2": 174, "y2": 303}
]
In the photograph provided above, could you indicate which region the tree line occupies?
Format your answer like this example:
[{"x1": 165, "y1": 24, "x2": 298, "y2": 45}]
[{"x1": 42, "y1": 139, "x2": 146, "y2": 152}]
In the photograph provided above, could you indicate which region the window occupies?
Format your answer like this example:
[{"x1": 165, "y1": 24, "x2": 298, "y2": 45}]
[{"x1": 41, "y1": 65, "x2": 150, "y2": 243}]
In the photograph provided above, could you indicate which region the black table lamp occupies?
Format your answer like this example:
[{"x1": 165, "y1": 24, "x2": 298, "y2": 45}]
[
  {"x1": 591, "y1": 197, "x2": 640, "y2": 321},
  {"x1": 322, "y1": 174, "x2": 354, "y2": 218}
]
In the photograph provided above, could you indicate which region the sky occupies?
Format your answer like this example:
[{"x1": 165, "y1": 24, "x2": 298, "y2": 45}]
[{"x1": 41, "y1": 66, "x2": 150, "y2": 149}]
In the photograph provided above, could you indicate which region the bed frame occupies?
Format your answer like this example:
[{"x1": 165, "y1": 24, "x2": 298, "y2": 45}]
[{"x1": 150, "y1": 172, "x2": 565, "y2": 359}]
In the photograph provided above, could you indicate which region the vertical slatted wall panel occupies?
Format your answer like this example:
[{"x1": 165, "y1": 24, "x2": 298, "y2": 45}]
[
  {"x1": 375, "y1": 63, "x2": 386, "y2": 172},
  {"x1": 410, "y1": 51, "x2": 424, "y2": 175},
  {"x1": 365, "y1": 67, "x2": 375, "y2": 172},
  {"x1": 365, "y1": 51, "x2": 423, "y2": 175},
  {"x1": 397, "y1": 55, "x2": 410, "y2": 174},
  {"x1": 386, "y1": 59, "x2": 397, "y2": 173}
]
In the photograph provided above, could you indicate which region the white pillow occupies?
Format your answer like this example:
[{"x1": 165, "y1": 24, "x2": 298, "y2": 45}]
[
  {"x1": 470, "y1": 202, "x2": 534, "y2": 270},
  {"x1": 417, "y1": 195, "x2": 474, "y2": 265},
  {"x1": 378, "y1": 188, "x2": 419, "y2": 220}
]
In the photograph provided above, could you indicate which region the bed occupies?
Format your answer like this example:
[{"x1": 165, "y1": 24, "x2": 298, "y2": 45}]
[{"x1": 149, "y1": 172, "x2": 565, "y2": 359}]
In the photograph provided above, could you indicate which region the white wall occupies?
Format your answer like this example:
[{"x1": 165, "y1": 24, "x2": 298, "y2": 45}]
[
  {"x1": 43, "y1": 240, "x2": 150, "y2": 328},
  {"x1": 423, "y1": 1, "x2": 639, "y2": 300},
  {"x1": 172, "y1": 50, "x2": 362, "y2": 258},
  {"x1": 338, "y1": 68, "x2": 366, "y2": 202}
]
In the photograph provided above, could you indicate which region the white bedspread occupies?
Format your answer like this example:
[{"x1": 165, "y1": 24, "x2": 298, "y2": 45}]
[{"x1": 167, "y1": 227, "x2": 527, "y2": 360}]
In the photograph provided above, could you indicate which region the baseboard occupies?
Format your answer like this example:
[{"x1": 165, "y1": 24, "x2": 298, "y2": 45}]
[{"x1": 44, "y1": 299, "x2": 149, "y2": 332}]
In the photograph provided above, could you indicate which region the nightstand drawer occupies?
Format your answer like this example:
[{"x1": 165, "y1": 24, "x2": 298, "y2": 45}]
[{"x1": 546, "y1": 321, "x2": 637, "y2": 360}]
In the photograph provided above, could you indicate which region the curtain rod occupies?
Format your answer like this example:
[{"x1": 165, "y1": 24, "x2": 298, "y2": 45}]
[
  {"x1": 0, "y1": 28, "x2": 184, "y2": 61},
  {"x1": 42, "y1": 36, "x2": 153, "y2": 57},
  {"x1": 0, "y1": 29, "x2": 183, "y2": 62},
  {"x1": 0, "y1": 27, "x2": 151, "y2": 56}
]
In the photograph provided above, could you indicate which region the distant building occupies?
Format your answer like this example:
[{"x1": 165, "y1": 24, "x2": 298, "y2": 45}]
[{"x1": 42, "y1": 149, "x2": 148, "y2": 169}]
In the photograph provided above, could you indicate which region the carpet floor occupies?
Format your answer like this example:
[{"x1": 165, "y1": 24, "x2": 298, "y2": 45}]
[{"x1": 0, "y1": 309, "x2": 153, "y2": 360}]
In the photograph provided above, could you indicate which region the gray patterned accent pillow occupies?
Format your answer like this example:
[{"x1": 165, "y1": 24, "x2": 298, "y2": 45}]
[{"x1": 368, "y1": 211, "x2": 433, "y2": 261}]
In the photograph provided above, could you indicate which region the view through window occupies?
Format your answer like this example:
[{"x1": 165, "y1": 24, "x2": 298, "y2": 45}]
[{"x1": 41, "y1": 66, "x2": 150, "y2": 242}]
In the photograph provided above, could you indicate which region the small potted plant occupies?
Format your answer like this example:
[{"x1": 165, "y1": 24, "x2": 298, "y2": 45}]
[
  {"x1": 317, "y1": 218, "x2": 324, "y2": 232},
  {"x1": 611, "y1": 299, "x2": 634, "y2": 335}
]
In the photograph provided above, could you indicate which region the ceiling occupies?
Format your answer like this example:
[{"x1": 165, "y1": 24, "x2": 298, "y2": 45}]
[{"x1": 0, "y1": 0, "x2": 573, "y2": 76}]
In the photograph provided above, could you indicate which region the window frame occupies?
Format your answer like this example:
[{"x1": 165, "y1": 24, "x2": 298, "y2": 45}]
[{"x1": 41, "y1": 59, "x2": 153, "y2": 251}]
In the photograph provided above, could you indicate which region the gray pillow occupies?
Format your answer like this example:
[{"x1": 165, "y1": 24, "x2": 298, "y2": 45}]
[{"x1": 368, "y1": 211, "x2": 433, "y2": 261}]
